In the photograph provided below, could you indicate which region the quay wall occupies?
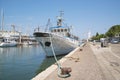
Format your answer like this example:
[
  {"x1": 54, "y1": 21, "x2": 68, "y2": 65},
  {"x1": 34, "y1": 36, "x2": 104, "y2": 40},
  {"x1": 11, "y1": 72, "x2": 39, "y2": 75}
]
[{"x1": 32, "y1": 43, "x2": 84, "y2": 80}]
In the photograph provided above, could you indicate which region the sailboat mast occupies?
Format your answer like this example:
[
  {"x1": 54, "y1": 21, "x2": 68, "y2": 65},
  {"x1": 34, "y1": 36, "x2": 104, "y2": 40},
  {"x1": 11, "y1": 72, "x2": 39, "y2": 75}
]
[{"x1": 1, "y1": 9, "x2": 4, "y2": 31}]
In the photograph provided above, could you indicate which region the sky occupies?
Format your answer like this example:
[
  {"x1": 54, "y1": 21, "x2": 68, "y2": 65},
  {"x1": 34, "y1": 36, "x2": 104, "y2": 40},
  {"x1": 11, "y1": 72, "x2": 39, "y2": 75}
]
[{"x1": 0, "y1": 0, "x2": 120, "y2": 39}]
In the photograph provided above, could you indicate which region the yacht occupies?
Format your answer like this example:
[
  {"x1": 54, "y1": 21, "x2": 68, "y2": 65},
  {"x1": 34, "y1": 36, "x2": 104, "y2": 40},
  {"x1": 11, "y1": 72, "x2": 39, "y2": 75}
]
[{"x1": 0, "y1": 37, "x2": 17, "y2": 47}]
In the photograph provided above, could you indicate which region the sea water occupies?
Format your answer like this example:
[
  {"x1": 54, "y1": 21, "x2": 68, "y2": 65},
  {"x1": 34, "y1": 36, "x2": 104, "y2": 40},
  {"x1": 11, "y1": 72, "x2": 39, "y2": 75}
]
[{"x1": 0, "y1": 45, "x2": 63, "y2": 80}]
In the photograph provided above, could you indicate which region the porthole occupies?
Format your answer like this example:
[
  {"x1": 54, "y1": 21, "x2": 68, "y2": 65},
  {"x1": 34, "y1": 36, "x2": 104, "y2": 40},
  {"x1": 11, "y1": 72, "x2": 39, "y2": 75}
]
[{"x1": 45, "y1": 42, "x2": 51, "y2": 47}]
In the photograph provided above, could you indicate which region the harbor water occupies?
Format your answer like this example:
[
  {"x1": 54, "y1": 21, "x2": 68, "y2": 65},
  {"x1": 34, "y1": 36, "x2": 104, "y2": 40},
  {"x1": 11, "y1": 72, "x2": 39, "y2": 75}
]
[{"x1": 0, "y1": 45, "x2": 63, "y2": 80}]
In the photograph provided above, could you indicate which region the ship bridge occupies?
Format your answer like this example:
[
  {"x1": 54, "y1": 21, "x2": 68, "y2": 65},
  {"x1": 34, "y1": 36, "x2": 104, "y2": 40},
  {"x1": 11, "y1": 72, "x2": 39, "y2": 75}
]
[{"x1": 50, "y1": 26, "x2": 70, "y2": 37}]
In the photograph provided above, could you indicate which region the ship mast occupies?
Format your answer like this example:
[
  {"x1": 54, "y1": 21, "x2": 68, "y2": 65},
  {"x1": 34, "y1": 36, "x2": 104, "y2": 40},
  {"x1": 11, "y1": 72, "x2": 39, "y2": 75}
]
[
  {"x1": 57, "y1": 11, "x2": 64, "y2": 26},
  {"x1": 45, "y1": 18, "x2": 51, "y2": 32}
]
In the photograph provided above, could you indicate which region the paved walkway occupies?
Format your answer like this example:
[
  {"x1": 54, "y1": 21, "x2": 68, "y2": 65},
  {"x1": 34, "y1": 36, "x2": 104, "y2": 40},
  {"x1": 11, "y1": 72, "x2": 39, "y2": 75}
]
[
  {"x1": 33, "y1": 43, "x2": 105, "y2": 80},
  {"x1": 91, "y1": 43, "x2": 120, "y2": 80},
  {"x1": 32, "y1": 43, "x2": 120, "y2": 80}
]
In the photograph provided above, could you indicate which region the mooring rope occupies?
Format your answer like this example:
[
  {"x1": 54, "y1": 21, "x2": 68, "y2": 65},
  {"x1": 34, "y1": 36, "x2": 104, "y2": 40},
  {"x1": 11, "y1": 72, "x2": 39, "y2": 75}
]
[
  {"x1": 49, "y1": 33, "x2": 71, "y2": 78},
  {"x1": 49, "y1": 33, "x2": 61, "y2": 69}
]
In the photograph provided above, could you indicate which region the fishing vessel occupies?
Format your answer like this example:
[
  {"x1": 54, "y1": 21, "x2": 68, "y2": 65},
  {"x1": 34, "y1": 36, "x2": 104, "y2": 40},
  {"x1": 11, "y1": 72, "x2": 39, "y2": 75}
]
[{"x1": 33, "y1": 12, "x2": 80, "y2": 57}]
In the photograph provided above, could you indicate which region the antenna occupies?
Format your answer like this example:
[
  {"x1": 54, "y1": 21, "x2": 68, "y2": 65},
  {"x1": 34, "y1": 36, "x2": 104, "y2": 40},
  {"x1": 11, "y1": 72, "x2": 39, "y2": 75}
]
[
  {"x1": 57, "y1": 11, "x2": 64, "y2": 26},
  {"x1": 59, "y1": 11, "x2": 64, "y2": 17}
]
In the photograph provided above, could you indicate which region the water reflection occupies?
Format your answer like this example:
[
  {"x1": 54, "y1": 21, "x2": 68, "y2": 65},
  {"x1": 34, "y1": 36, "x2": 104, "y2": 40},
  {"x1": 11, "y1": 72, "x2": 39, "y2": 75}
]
[
  {"x1": 0, "y1": 45, "x2": 65, "y2": 80},
  {"x1": 36, "y1": 55, "x2": 64, "y2": 75},
  {"x1": 0, "y1": 45, "x2": 46, "y2": 80}
]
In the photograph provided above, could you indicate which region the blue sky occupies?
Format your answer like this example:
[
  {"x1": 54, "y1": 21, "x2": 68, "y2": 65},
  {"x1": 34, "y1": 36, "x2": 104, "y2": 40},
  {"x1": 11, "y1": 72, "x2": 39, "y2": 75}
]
[{"x1": 0, "y1": 0, "x2": 120, "y2": 39}]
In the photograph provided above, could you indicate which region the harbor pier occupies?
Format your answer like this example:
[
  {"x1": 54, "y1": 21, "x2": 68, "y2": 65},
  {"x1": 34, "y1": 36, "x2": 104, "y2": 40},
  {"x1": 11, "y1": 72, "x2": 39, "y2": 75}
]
[{"x1": 32, "y1": 43, "x2": 120, "y2": 80}]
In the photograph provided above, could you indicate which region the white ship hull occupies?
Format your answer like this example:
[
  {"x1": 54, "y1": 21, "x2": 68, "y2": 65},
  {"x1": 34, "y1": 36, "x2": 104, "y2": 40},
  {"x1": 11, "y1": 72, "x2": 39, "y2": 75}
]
[
  {"x1": 0, "y1": 42, "x2": 17, "y2": 47},
  {"x1": 0, "y1": 37, "x2": 17, "y2": 47},
  {"x1": 34, "y1": 32, "x2": 79, "y2": 57}
]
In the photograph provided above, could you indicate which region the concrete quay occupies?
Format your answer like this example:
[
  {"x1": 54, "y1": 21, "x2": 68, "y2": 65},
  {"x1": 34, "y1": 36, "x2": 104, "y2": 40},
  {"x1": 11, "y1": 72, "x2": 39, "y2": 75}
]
[{"x1": 32, "y1": 43, "x2": 120, "y2": 80}]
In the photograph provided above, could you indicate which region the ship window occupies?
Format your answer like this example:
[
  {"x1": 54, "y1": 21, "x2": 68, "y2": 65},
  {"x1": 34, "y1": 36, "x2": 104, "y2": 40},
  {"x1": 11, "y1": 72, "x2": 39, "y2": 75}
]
[
  {"x1": 61, "y1": 29, "x2": 63, "y2": 32},
  {"x1": 64, "y1": 29, "x2": 67, "y2": 32},
  {"x1": 58, "y1": 29, "x2": 60, "y2": 32},
  {"x1": 54, "y1": 29, "x2": 56, "y2": 32}
]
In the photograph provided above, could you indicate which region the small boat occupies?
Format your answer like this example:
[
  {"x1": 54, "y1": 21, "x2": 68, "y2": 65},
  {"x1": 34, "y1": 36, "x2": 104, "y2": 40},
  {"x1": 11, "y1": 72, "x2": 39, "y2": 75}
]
[
  {"x1": 22, "y1": 41, "x2": 33, "y2": 46},
  {"x1": 33, "y1": 12, "x2": 80, "y2": 57},
  {"x1": 0, "y1": 10, "x2": 17, "y2": 47},
  {"x1": 0, "y1": 37, "x2": 17, "y2": 47},
  {"x1": 28, "y1": 41, "x2": 33, "y2": 45},
  {"x1": 22, "y1": 41, "x2": 29, "y2": 46}
]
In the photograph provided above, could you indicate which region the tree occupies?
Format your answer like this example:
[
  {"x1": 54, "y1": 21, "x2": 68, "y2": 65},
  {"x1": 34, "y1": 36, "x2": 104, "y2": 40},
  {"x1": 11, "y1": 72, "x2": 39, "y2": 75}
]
[
  {"x1": 91, "y1": 33, "x2": 106, "y2": 40},
  {"x1": 91, "y1": 25, "x2": 120, "y2": 40},
  {"x1": 96, "y1": 32, "x2": 99, "y2": 37},
  {"x1": 105, "y1": 25, "x2": 120, "y2": 37}
]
